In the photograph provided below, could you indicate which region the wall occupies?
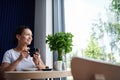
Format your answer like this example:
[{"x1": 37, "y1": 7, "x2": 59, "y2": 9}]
[{"x1": 34, "y1": 0, "x2": 53, "y2": 68}]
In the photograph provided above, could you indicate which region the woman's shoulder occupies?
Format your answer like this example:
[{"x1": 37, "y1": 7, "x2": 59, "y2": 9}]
[
  {"x1": 4, "y1": 49, "x2": 15, "y2": 55},
  {"x1": 5, "y1": 49, "x2": 14, "y2": 52}
]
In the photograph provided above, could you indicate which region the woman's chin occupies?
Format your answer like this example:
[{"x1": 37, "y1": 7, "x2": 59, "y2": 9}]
[{"x1": 26, "y1": 42, "x2": 31, "y2": 45}]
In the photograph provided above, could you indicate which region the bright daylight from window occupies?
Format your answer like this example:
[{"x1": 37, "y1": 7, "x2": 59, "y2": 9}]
[{"x1": 64, "y1": 0, "x2": 120, "y2": 73}]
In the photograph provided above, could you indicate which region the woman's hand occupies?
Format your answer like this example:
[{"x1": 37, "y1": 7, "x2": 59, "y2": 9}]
[
  {"x1": 18, "y1": 49, "x2": 29, "y2": 61},
  {"x1": 33, "y1": 49, "x2": 40, "y2": 65},
  {"x1": 33, "y1": 49, "x2": 46, "y2": 70},
  {"x1": 36, "y1": 64, "x2": 46, "y2": 70},
  {"x1": 33, "y1": 52, "x2": 40, "y2": 65}
]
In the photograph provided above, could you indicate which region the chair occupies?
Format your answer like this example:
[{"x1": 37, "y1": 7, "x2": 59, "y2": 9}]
[{"x1": 71, "y1": 57, "x2": 120, "y2": 80}]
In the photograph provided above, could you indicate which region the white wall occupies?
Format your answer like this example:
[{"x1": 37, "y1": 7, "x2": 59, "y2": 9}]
[{"x1": 34, "y1": 0, "x2": 53, "y2": 68}]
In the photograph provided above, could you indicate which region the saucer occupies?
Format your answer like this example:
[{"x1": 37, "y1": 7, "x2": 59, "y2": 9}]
[{"x1": 22, "y1": 68, "x2": 38, "y2": 71}]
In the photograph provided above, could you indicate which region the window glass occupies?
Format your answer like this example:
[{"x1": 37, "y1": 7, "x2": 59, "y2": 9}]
[{"x1": 64, "y1": 0, "x2": 120, "y2": 71}]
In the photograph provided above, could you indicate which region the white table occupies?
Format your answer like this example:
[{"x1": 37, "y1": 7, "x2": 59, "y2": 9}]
[{"x1": 4, "y1": 70, "x2": 71, "y2": 80}]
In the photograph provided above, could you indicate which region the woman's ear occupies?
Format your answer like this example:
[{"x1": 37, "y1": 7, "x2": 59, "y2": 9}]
[{"x1": 16, "y1": 34, "x2": 21, "y2": 41}]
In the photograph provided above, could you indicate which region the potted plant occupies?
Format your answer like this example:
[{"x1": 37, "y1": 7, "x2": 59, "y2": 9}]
[{"x1": 46, "y1": 32, "x2": 73, "y2": 70}]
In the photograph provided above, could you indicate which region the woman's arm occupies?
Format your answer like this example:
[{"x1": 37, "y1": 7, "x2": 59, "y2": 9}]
[
  {"x1": 0, "y1": 58, "x2": 21, "y2": 72},
  {"x1": 0, "y1": 50, "x2": 29, "y2": 72},
  {"x1": 33, "y1": 52, "x2": 46, "y2": 70},
  {"x1": 36, "y1": 57, "x2": 46, "y2": 70}
]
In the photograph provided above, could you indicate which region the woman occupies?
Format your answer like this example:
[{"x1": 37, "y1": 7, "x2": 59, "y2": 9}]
[{"x1": 0, "y1": 25, "x2": 46, "y2": 72}]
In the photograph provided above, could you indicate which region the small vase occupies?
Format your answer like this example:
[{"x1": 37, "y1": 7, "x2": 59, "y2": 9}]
[{"x1": 54, "y1": 61, "x2": 63, "y2": 71}]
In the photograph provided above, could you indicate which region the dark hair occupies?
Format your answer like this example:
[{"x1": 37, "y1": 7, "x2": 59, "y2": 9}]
[{"x1": 13, "y1": 25, "x2": 31, "y2": 45}]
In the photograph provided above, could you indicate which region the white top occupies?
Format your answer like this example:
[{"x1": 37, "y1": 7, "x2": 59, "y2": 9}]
[{"x1": 2, "y1": 49, "x2": 36, "y2": 71}]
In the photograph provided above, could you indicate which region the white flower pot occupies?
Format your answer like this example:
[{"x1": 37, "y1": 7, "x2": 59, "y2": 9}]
[{"x1": 54, "y1": 61, "x2": 63, "y2": 71}]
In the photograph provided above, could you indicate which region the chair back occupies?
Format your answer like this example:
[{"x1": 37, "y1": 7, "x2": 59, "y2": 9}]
[{"x1": 71, "y1": 57, "x2": 120, "y2": 80}]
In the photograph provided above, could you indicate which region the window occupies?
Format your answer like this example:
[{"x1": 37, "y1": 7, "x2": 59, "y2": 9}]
[{"x1": 64, "y1": 0, "x2": 120, "y2": 71}]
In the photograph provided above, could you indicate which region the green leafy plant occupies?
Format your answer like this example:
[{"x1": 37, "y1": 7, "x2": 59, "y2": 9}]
[{"x1": 46, "y1": 32, "x2": 73, "y2": 61}]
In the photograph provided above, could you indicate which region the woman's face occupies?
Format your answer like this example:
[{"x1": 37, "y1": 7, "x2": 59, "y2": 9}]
[{"x1": 17, "y1": 28, "x2": 33, "y2": 45}]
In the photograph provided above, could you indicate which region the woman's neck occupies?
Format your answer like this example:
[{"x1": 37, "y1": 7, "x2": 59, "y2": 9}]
[{"x1": 14, "y1": 45, "x2": 28, "y2": 52}]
